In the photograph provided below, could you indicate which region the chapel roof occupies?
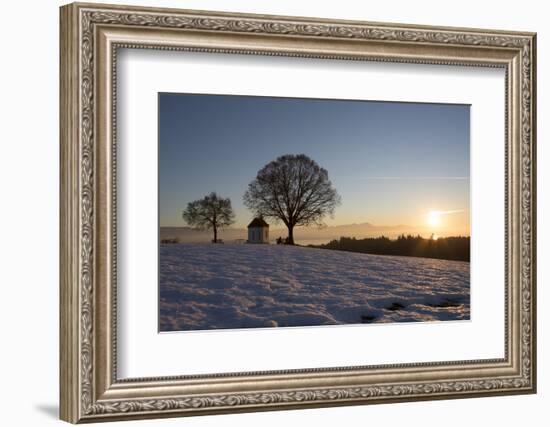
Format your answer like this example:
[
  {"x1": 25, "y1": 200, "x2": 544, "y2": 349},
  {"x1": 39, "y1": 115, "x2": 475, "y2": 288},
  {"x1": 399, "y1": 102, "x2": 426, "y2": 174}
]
[{"x1": 247, "y1": 217, "x2": 269, "y2": 228}]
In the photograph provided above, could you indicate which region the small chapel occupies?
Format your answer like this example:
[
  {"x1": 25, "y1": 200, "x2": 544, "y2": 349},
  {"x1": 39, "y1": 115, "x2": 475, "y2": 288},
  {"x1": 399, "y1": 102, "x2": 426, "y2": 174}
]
[{"x1": 247, "y1": 217, "x2": 269, "y2": 244}]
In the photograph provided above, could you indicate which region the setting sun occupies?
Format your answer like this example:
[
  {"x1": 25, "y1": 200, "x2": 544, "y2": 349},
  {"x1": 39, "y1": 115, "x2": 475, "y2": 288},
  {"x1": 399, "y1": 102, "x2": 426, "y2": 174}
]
[{"x1": 427, "y1": 211, "x2": 441, "y2": 227}]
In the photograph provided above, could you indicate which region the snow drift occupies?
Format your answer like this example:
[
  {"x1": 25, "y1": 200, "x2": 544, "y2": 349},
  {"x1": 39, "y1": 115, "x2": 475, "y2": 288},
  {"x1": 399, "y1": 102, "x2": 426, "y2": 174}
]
[{"x1": 159, "y1": 244, "x2": 470, "y2": 331}]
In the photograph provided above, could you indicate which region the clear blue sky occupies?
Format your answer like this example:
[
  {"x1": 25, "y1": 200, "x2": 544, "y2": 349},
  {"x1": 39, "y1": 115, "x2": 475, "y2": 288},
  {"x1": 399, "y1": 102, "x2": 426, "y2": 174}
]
[{"x1": 159, "y1": 93, "x2": 470, "y2": 234}]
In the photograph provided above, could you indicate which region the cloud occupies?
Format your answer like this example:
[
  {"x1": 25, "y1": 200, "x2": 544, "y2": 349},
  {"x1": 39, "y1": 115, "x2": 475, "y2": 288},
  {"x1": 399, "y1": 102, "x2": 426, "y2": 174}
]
[{"x1": 350, "y1": 176, "x2": 469, "y2": 181}]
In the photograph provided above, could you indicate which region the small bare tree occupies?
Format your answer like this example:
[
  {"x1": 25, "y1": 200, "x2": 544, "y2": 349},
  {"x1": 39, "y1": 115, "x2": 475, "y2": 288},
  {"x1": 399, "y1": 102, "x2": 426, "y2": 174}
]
[
  {"x1": 244, "y1": 154, "x2": 340, "y2": 245},
  {"x1": 182, "y1": 192, "x2": 235, "y2": 243}
]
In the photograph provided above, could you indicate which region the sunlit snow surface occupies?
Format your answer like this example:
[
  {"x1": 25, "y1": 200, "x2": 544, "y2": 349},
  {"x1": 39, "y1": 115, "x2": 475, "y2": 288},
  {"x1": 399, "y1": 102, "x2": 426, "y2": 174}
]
[{"x1": 159, "y1": 244, "x2": 470, "y2": 332}]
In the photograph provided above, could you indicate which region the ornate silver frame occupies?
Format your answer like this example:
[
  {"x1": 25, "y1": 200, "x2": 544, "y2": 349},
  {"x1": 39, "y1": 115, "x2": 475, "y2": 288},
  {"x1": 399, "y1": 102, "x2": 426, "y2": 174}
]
[{"x1": 60, "y1": 2, "x2": 536, "y2": 423}]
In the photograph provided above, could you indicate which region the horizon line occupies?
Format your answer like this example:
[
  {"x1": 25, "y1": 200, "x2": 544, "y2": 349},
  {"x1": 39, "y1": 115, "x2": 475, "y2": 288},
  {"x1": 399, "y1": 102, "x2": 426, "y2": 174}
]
[{"x1": 160, "y1": 223, "x2": 469, "y2": 231}]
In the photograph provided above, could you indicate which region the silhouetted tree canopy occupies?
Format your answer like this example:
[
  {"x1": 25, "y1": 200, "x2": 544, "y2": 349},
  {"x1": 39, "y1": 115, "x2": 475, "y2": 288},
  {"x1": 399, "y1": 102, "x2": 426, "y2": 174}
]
[
  {"x1": 182, "y1": 192, "x2": 235, "y2": 243},
  {"x1": 314, "y1": 235, "x2": 470, "y2": 262},
  {"x1": 244, "y1": 154, "x2": 340, "y2": 245}
]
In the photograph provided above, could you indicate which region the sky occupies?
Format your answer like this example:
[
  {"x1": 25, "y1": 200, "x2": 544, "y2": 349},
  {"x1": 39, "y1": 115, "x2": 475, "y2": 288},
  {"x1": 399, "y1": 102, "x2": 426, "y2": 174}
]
[{"x1": 159, "y1": 93, "x2": 470, "y2": 237}]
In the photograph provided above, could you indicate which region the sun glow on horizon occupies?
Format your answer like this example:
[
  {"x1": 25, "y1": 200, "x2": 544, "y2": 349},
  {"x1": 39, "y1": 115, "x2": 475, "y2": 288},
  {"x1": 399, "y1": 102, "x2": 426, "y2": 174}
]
[{"x1": 427, "y1": 211, "x2": 442, "y2": 227}]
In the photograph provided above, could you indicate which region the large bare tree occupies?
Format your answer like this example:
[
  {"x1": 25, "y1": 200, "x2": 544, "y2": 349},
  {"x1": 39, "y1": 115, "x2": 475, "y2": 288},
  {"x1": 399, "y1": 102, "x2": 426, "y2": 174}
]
[
  {"x1": 244, "y1": 154, "x2": 340, "y2": 245},
  {"x1": 182, "y1": 192, "x2": 235, "y2": 243}
]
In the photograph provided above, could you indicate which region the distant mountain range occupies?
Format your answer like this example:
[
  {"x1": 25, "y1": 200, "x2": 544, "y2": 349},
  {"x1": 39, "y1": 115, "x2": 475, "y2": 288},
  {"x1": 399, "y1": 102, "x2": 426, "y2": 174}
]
[{"x1": 160, "y1": 222, "x2": 468, "y2": 243}]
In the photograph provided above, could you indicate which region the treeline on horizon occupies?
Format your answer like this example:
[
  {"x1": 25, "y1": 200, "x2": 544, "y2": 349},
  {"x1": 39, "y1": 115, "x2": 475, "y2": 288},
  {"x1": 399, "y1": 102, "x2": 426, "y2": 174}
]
[{"x1": 313, "y1": 235, "x2": 470, "y2": 262}]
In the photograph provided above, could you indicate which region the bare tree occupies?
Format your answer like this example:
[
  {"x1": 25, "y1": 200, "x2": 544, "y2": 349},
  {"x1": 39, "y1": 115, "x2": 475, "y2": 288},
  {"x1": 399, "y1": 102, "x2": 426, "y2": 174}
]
[
  {"x1": 182, "y1": 192, "x2": 235, "y2": 243},
  {"x1": 244, "y1": 154, "x2": 340, "y2": 245}
]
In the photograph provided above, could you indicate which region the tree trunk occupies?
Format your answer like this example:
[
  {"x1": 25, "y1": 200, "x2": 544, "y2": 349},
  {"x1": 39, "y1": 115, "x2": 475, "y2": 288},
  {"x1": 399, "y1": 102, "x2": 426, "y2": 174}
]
[
  {"x1": 287, "y1": 224, "x2": 295, "y2": 245},
  {"x1": 213, "y1": 225, "x2": 218, "y2": 243}
]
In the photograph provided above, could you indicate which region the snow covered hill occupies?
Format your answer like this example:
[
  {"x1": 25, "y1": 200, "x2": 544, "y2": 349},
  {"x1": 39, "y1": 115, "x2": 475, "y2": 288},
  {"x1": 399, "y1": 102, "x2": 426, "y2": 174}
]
[{"x1": 159, "y1": 244, "x2": 470, "y2": 332}]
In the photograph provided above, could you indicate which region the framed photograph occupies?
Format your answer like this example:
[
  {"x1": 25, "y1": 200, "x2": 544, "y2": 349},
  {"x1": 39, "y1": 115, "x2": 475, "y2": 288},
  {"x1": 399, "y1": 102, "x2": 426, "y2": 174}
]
[{"x1": 60, "y1": 2, "x2": 537, "y2": 423}]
